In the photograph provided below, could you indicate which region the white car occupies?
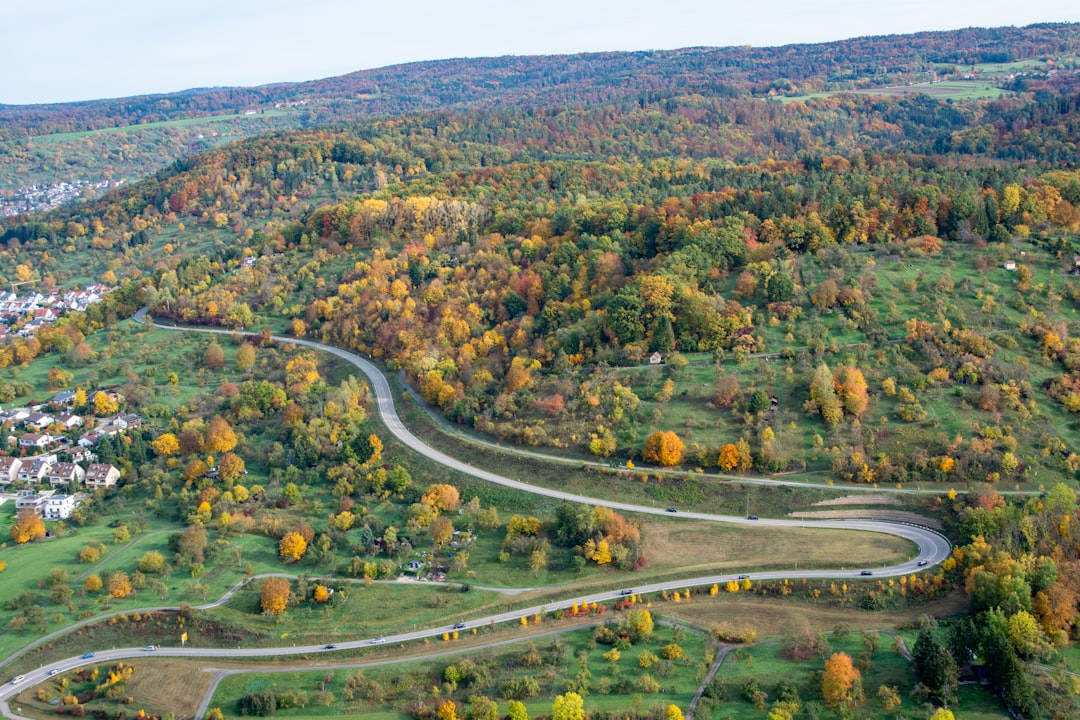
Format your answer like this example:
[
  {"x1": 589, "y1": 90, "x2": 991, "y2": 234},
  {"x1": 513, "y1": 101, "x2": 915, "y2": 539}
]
[
  {"x1": 370, "y1": 637, "x2": 386, "y2": 645},
  {"x1": 10, "y1": 675, "x2": 25, "y2": 685},
  {"x1": 142, "y1": 645, "x2": 157, "y2": 652},
  {"x1": 48, "y1": 669, "x2": 60, "y2": 676}
]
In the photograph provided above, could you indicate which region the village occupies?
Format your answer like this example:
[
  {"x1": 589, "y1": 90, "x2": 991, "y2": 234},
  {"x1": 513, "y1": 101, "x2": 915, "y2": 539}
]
[
  {"x1": 0, "y1": 179, "x2": 122, "y2": 218},
  {"x1": 0, "y1": 283, "x2": 112, "y2": 341},
  {"x1": 0, "y1": 387, "x2": 127, "y2": 523}
]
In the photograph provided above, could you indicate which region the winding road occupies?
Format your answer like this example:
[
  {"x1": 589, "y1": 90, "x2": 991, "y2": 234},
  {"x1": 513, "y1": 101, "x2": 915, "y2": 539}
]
[{"x1": 0, "y1": 313, "x2": 953, "y2": 717}]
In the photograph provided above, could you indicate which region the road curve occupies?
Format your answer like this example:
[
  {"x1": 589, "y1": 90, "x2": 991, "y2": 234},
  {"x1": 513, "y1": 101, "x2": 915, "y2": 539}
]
[{"x1": 0, "y1": 314, "x2": 953, "y2": 714}]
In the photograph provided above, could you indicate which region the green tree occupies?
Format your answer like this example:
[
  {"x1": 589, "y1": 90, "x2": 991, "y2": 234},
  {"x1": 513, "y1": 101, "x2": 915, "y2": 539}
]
[{"x1": 912, "y1": 629, "x2": 958, "y2": 706}]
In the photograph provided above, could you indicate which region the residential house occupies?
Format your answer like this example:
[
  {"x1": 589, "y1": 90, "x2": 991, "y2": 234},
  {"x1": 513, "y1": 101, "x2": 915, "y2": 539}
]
[
  {"x1": 50, "y1": 390, "x2": 76, "y2": 408},
  {"x1": 17, "y1": 455, "x2": 57, "y2": 483},
  {"x1": 0, "y1": 408, "x2": 30, "y2": 424},
  {"x1": 47, "y1": 462, "x2": 85, "y2": 487},
  {"x1": 44, "y1": 494, "x2": 77, "y2": 520},
  {"x1": 85, "y1": 463, "x2": 120, "y2": 489},
  {"x1": 55, "y1": 413, "x2": 82, "y2": 429},
  {"x1": 117, "y1": 413, "x2": 142, "y2": 429},
  {"x1": 19, "y1": 433, "x2": 52, "y2": 450},
  {"x1": 25, "y1": 412, "x2": 55, "y2": 429},
  {"x1": 77, "y1": 432, "x2": 101, "y2": 448},
  {"x1": 0, "y1": 456, "x2": 22, "y2": 484},
  {"x1": 649, "y1": 352, "x2": 663, "y2": 365},
  {"x1": 63, "y1": 447, "x2": 94, "y2": 464},
  {"x1": 15, "y1": 488, "x2": 51, "y2": 515},
  {"x1": 1004, "y1": 260, "x2": 1017, "y2": 270}
]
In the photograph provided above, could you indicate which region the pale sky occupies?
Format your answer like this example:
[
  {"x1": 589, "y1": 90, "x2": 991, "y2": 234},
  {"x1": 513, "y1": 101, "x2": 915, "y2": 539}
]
[{"x1": 3, "y1": 0, "x2": 1079, "y2": 105}]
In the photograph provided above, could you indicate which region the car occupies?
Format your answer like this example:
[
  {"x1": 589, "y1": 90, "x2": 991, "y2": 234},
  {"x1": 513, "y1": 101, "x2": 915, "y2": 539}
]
[
  {"x1": 81, "y1": 652, "x2": 95, "y2": 659},
  {"x1": 452, "y1": 623, "x2": 466, "y2": 630},
  {"x1": 370, "y1": 637, "x2": 386, "y2": 645},
  {"x1": 747, "y1": 515, "x2": 759, "y2": 520},
  {"x1": 917, "y1": 560, "x2": 929, "y2": 567},
  {"x1": 737, "y1": 574, "x2": 749, "y2": 580},
  {"x1": 666, "y1": 507, "x2": 677, "y2": 513},
  {"x1": 48, "y1": 669, "x2": 60, "y2": 677},
  {"x1": 860, "y1": 570, "x2": 873, "y2": 576},
  {"x1": 142, "y1": 645, "x2": 156, "y2": 652},
  {"x1": 619, "y1": 588, "x2": 634, "y2": 596},
  {"x1": 10, "y1": 675, "x2": 25, "y2": 685},
  {"x1": 324, "y1": 644, "x2": 337, "y2": 650}
]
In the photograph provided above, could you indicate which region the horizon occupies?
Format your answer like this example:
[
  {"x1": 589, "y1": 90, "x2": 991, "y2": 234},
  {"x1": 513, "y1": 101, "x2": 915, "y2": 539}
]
[{"x1": 3, "y1": 0, "x2": 1080, "y2": 106}]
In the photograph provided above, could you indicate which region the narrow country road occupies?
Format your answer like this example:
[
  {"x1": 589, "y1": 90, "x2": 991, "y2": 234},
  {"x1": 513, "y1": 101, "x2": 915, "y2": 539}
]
[{"x1": 0, "y1": 312, "x2": 954, "y2": 718}]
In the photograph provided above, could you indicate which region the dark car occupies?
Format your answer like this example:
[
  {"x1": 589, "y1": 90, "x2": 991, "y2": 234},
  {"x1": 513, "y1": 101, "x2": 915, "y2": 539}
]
[
  {"x1": 917, "y1": 560, "x2": 929, "y2": 567},
  {"x1": 860, "y1": 570, "x2": 873, "y2": 576},
  {"x1": 747, "y1": 515, "x2": 759, "y2": 520},
  {"x1": 737, "y1": 574, "x2": 749, "y2": 580},
  {"x1": 81, "y1": 652, "x2": 95, "y2": 659},
  {"x1": 324, "y1": 644, "x2": 337, "y2": 650},
  {"x1": 666, "y1": 507, "x2": 677, "y2": 513},
  {"x1": 452, "y1": 623, "x2": 466, "y2": 630},
  {"x1": 619, "y1": 589, "x2": 634, "y2": 595}
]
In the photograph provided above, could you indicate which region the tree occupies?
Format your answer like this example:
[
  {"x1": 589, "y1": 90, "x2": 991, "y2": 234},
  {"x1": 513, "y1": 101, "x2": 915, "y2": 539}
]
[
  {"x1": 718, "y1": 443, "x2": 740, "y2": 471},
  {"x1": 421, "y1": 484, "x2": 461, "y2": 513},
  {"x1": 152, "y1": 433, "x2": 179, "y2": 457},
  {"x1": 313, "y1": 585, "x2": 331, "y2": 603},
  {"x1": 836, "y1": 365, "x2": 869, "y2": 417},
  {"x1": 203, "y1": 342, "x2": 225, "y2": 370},
  {"x1": 217, "y1": 452, "x2": 245, "y2": 482},
  {"x1": 84, "y1": 574, "x2": 103, "y2": 593},
  {"x1": 93, "y1": 391, "x2": 118, "y2": 416},
  {"x1": 138, "y1": 551, "x2": 166, "y2": 574},
  {"x1": 108, "y1": 571, "x2": 133, "y2": 598},
  {"x1": 665, "y1": 706, "x2": 684, "y2": 720},
  {"x1": 808, "y1": 364, "x2": 842, "y2": 426},
  {"x1": 551, "y1": 692, "x2": 585, "y2": 720},
  {"x1": 235, "y1": 343, "x2": 257, "y2": 372},
  {"x1": 261, "y1": 577, "x2": 290, "y2": 615},
  {"x1": 507, "y1": 700, "x2": 529, "y2": 720},
  {"x1": 643, "y1": 430, "x2": 684, "y2": 466},
  {"x1": 821, "y1": 652, "x2": 861, "y2": 709},
  {"x1": 204, "y1": 416, "x2": 238, "y2": 454},
  {"x1": 279, "y1": 531, "x2": 308, "y2": 562},
  {"x1": 430, "y1": 515, "x2": 454, "y2": 546},
  {"x1": 11, "y1": 508, "x2": 45, "y2": 544},
  {"x1": 912, "y1": 629, "x2": 958, "y2": 706}
]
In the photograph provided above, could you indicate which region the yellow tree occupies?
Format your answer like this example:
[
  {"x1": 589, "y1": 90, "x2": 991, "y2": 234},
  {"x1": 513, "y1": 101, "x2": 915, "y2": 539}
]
[
  {"x1": 279, "y1": 531, "x2": 308, "y2": 562},
  {"x1": 551, "y1": 693, "x2": 585, "y2": 720},
  {"x1": 152, "y1": 433, "x2": 179, "y2": 457},
  {"x1": 93, "y1": 391, "x2": 118, "y2": 416},
  {"x1": 313, "y1": 585, "x2": 331, "y2": 603},
  {"x1": 11, "y1": 508, "x2": 45, "y2": 544},
  {"x1": 665, "y1": 706, "x2": 684, "y2": 720},
  {"x1": 108, "y1": 571, "x2": 133, "y2": 598},
  {"x1": 421, "y1": 484, "x2": 461, "y2": 513},
  {"x1": 718, "y1": 443, "x2": 739, "y2": 471},
  {"x1": 260, "y1": 577, "x2": 290, "y2": 615},
  {"x1": 204, "y1": 416, "x2": 238, "y2": 454}
]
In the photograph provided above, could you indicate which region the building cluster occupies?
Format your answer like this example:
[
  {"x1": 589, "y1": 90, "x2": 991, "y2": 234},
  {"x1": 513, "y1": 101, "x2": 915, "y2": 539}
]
[
  {"x1": 0, "y1": 284, "x2": 112, "y2": 340},
  {"x1": 0, "y1": 179, "x2": 122, "y2": 218},
  {"x1": 3, "y1": 459, "x2": 120, "y2": 520},
  {"x1": 2, "y1": 388, "x2": 140, "y2": 453}
]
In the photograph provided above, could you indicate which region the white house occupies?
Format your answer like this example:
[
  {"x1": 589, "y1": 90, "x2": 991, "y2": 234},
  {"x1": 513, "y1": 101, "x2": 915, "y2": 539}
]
[
  {"x1": 25, "y1": 412, "x2": 55, "y2": 428},
  {"x1": 44, "y1": 494, "x2": 77, "y2": 520},
  {"x1": 15, "y1": 488, "x2": 51, "y2": 515},
  {"x1": 55, "y1": 413, "x2": 83, "y2": 429},
  {"x1": 85, "y1": 463, "x2": 120, "y2": 489}
]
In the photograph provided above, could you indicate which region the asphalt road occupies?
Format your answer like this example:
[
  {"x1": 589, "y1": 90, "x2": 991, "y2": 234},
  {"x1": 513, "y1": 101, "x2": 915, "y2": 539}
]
[{"x1": 0, "y1": 314, "x2": 953, "y2": 715}]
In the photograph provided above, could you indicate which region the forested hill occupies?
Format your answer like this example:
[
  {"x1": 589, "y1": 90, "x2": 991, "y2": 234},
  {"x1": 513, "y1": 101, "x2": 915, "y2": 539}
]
[{"x1": 2, "y1": 23, "x2": 1077, "y2": 139}]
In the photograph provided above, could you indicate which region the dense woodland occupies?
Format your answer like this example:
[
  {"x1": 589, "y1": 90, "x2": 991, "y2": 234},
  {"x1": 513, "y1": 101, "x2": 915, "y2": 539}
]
[{"x1": 4, "y1": 24, "x2": 1080, "y2": 719}]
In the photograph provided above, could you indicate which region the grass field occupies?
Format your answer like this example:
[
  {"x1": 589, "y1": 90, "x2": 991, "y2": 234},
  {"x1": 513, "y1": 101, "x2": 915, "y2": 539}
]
[
  {"x1": 29, "y1": 110, "x2": 291, "y2": 143},
  {"x1": 781, "y1": 80, "x2": 1006, "y2": 104}
]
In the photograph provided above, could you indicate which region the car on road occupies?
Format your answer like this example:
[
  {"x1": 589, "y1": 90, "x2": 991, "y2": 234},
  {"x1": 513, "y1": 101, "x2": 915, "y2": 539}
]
[
  {"x1": 370, "y1": 638, "x2": 386, "y2": 645},
  {"x1": 747, "y1": 515, "x2": 759, "y2": 520},
  {"x1": 737, "y1": 574, "x2": 749, "y2": 580},
  {"x1": 10, "y1": 675, "x2": 25, "y2": 685},
  {"x1": 142, "y1": 645, "x2": 156, "y2": 652},
  {"x1": 860, "y1": 570, "x2": 873, "y2": 576},
  {"x1": 619, "y1": 588, "x2": 634, "y2": 595},
  {"x1": 452, "y1": 623, "x2": 466, "y2": 630},
  {"x1": 81, "y1": 652, "x2": 95, "y2": 659},
  {"x1": 48, "y1": 669, "x2": 60, "y2": 676},
  {"x1": 917, "y1": 560, "x2": 929, "y2": 567},
  {"x1": 666, "y1": 507, "x2": 677, "y2": 513},
  {"x1": 324, "y1": 644, "x2": 337, "y2": 650}
]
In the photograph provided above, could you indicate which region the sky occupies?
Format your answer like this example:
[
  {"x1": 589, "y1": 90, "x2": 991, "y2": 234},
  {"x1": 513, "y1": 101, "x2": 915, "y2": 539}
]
[{"x1": 3, "y1": 0, "x2": 1080, "y2": 105}]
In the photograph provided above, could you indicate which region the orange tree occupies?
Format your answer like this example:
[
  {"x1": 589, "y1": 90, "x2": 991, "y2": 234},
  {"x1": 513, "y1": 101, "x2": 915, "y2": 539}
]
[
  {"x1": 643, "y1": 431, "x2": 684, "y2": 466},
  {"x1": 260, "y1": 577, "x2": 290, "y2": 615},
  {"x1": 821, "y1": 652, "x2": 862, "y2": 709}
]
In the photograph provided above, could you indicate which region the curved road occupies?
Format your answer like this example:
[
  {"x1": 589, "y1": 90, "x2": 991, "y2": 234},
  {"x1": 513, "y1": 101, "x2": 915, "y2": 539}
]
[{"x1": 0, "y1": 314, "x2": 953, "y2": 715}]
